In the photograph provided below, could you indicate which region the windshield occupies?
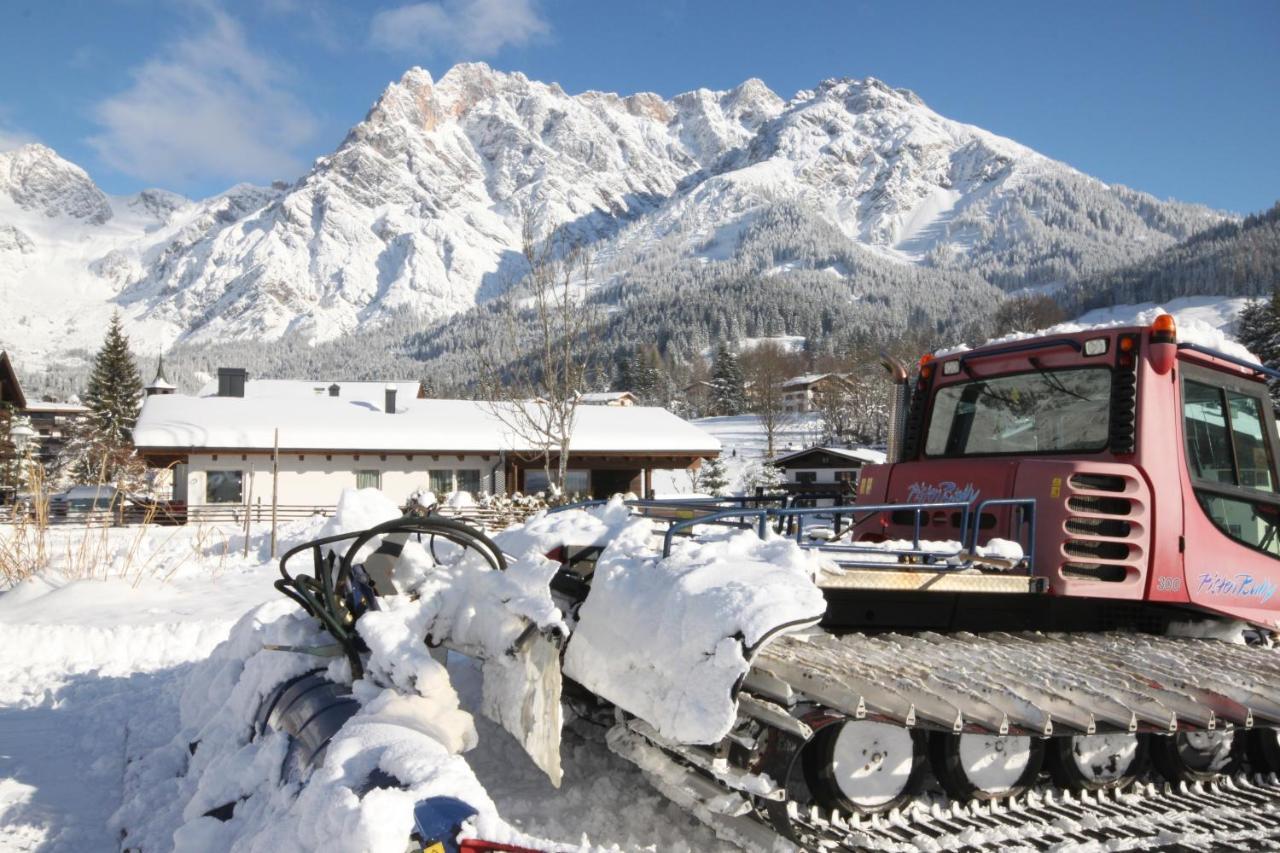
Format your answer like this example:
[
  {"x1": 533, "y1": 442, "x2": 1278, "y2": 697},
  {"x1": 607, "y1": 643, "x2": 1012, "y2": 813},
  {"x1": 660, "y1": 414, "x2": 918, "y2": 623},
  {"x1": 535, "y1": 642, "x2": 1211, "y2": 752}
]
[{"x1": 925, "y1": 367, "x2": 1113, "y2": 457}]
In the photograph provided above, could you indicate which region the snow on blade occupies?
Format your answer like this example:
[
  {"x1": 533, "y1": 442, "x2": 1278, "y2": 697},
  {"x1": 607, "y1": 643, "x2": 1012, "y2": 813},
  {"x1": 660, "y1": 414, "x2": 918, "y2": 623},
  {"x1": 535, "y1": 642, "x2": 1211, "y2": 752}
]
[{"x1": 563, "y1": 518, "x2": 827, "y2": 745}]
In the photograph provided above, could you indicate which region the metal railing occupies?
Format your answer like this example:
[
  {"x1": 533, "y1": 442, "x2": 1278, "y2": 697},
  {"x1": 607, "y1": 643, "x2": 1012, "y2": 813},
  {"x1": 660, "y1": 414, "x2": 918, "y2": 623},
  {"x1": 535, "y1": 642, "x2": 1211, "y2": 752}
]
[{"x1": 629, "y1": 491, "x2": 1039, "y2": 571}]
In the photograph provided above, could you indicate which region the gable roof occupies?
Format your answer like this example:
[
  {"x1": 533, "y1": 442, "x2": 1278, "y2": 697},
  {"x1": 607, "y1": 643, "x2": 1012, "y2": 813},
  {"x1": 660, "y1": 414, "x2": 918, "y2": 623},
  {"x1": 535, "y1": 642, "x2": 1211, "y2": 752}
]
[
  {"x1": 0, "y1": 352, "x2": 27, "y2": 410},
  {"x1": 134, "y1": 394, "x2": 720, "y2": 456},
  {"x1": 771, "y1": 445, "x2": 886, "y2": 467}
]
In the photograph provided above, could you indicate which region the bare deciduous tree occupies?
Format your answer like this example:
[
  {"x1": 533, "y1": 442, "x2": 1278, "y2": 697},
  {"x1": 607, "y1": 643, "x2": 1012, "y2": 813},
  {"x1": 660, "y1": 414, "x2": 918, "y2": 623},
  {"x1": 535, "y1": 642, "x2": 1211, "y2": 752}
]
[
  {"x1": 476, "y1": 216, "x2": 598, "y2": 494},
  {"x1": 993, "y1": 294, "x2": 1066, "y2": 337},
  {"x1": 742, "y1": 342, "x2": 803, "y2": 458}
]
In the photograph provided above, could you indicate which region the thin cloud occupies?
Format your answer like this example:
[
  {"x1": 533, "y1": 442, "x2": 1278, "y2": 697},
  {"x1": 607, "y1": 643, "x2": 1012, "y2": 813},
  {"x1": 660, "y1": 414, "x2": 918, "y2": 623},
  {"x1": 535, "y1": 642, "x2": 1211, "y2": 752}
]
[
  {"x1": 0, "y1": 120, "x2": 38, "y2": 152},
  {"x1": 87, "y1": 9, "x2": 318, "y2": 189},
  {"x1": 370, "y1": 0, "x2": 549, "y2": 56}
]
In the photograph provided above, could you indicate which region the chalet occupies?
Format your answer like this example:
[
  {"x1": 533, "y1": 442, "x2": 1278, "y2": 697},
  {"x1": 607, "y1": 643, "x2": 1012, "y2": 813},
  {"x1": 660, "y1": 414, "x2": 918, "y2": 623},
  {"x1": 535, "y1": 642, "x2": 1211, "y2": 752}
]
[
  {"x1": 781, "y1": 373, "x2": 852, "y2": 414},
  {"x1": 577, "y1": 391, "x2": 637, "y2": 407},
  {"x1": 0, "y1": 351, "x2": 89, "y2": 474},
  {"x1": 133, "y1": 369, "x2": 720, "y2": 516},
  {"x1": 770, "y1": 445, "x2": 885, "y2": 503}
]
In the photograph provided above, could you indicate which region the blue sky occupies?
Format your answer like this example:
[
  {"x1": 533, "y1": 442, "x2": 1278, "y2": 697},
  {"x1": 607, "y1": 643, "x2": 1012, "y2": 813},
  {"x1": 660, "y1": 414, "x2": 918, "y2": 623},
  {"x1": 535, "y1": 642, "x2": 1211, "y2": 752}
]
[{"x1": 0, "y1": 0, "x2": 1275, "y2": 213}]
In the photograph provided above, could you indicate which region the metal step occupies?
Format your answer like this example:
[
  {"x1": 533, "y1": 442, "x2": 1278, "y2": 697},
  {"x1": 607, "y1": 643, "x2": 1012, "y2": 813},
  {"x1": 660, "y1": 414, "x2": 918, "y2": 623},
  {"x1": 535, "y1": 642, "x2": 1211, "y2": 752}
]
[{"x1": 753, "y1": 630, "x2": 1280, "y2": 735}]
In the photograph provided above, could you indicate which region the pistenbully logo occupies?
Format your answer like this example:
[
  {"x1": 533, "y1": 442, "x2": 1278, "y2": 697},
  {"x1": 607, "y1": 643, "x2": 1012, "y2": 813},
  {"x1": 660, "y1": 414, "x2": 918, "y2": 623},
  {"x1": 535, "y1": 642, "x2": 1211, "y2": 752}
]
[{"x1": 906, "y1": 481, "x2": 980, "y2": 503}]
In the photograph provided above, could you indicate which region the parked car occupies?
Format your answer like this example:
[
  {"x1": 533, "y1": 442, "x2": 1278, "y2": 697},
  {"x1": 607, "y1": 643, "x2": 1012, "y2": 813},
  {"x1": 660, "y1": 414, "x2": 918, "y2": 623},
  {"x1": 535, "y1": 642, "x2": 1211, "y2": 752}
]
[{"x1": 48, "y1": 485, "x2": 125, "y2": 519}]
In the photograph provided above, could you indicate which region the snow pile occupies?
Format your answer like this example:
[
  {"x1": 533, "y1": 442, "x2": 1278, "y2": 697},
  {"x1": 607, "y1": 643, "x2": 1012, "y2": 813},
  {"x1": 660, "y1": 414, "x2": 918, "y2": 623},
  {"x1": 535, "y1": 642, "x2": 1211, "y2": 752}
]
[
  {"x1": 938, "y1": 299, "x2": 1256, "y2": 363},
  {"x1": 563, "y1": 521, "x2": 826, "y2": 744},
  {"x1": 113, "y1": 599, "x2": 515, "y2": 852},
  {"x1": 821, "y1": 536, "x2": 1024, "y2": 566},
  {"x1": 114, "y1": 489, "x2": 556, "y2": 852}
]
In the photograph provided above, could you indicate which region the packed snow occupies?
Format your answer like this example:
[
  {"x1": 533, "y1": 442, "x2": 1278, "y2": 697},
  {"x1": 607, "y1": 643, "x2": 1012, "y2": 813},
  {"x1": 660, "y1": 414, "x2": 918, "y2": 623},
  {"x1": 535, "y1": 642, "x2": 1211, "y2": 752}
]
[
  {"x1": 563, "y1": 520, "x2": 826, "y2": 744},
  {"x1": 937, "y1": 297, "x2": 1256, "y2": 362},
  {"x1": 3, "y1": 491, "x2": 818, "y2": 851}
]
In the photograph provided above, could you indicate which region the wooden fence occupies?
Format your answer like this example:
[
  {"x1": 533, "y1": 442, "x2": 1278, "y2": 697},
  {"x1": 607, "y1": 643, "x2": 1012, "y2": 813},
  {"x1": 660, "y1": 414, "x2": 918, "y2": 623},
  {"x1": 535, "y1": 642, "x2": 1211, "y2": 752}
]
[{"x1": 0, "y1": 501, "x2": 541, "y2": 533}]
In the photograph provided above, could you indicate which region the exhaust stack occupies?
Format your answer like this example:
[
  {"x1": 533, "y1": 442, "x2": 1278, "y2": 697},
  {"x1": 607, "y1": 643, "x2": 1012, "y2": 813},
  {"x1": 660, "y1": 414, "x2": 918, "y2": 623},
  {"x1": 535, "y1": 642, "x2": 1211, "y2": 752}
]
[{"x1": 880, "y1": 354, "x2": 910, "y2": 464}]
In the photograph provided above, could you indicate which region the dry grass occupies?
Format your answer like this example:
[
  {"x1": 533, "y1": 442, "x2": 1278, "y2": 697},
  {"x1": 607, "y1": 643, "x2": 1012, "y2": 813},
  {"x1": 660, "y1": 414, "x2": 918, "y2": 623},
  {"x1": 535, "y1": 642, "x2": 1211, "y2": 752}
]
[{"x1": 0, "y1": 461, "x2": 234, "y2": 588}]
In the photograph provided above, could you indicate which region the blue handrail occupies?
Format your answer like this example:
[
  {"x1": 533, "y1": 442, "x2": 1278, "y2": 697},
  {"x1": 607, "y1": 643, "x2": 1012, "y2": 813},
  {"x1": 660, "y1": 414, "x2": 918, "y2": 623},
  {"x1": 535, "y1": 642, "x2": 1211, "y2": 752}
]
[{"x1": 548, "y1": 494, "x2": 1037, "y2": 573}]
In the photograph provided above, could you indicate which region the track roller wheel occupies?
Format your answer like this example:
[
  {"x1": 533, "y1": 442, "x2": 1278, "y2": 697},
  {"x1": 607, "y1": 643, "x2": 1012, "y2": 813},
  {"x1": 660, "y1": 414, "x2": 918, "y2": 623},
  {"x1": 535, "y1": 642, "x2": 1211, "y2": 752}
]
[
  {"x1": 1150, "y1": 730, "x2": 1243, "y2": 782},
  {"x1": 1248, "y1": 727, "x2": 1280, "y2": 773},
  {"x1": 802, "y1": 720, "x2": 927, "y2": 814},
  {"x1": 929, "y1": 732, "x2": 1045, "y2": 800},
  {"x1": 1047, "y1": 732, "x2": 1147, "y2": 790}
]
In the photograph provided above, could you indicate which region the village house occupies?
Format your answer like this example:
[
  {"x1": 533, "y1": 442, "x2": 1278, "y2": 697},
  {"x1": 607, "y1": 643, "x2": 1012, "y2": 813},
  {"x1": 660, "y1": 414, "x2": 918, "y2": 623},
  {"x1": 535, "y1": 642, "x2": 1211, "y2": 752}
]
[
  {"x1": 0, "y1": 351, "x2": 90, "y2": 476},
  {"x1": 781, "y1": 373, "x2": 853, "y2": 414},
  {"x1": 132, "y1": 369, "x2": 719, "y2": 517},
  {"x1": 769, "y1": 445, "x2": 885, "y2": 504},
  {"x1": 576, "y1": 391, "x2": 637, "y2": 407}
]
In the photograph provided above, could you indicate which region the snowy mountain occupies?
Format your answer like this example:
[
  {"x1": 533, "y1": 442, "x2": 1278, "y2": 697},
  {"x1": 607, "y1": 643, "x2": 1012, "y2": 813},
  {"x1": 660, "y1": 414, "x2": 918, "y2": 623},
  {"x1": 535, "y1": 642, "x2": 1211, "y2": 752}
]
[{"x1": 0, "y1": 64, "x2": 1227, "y2": 370}]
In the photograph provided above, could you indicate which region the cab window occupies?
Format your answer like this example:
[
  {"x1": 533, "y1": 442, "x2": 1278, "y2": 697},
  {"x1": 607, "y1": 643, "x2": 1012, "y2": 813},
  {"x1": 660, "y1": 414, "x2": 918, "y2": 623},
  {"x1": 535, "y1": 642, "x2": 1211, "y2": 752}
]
[{"x1": 1182, "y1": 373, "x2": 1280, "y2": 556}]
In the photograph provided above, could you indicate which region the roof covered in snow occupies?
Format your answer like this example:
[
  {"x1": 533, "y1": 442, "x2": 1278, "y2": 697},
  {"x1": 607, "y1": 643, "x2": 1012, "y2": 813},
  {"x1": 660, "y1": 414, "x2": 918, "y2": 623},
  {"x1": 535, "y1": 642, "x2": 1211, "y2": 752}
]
[
  {"x1": 196, "y1": 378, "x2": 423, "y2": 405},
  {"x1": 134, "y1": 394, "x2": 720, "y2": 455},
  {"x1": 771, "y1": 445, "x2": 886, "y2": 466},
  {"x1": 577, "y1": 391, "x2": 636, "y2": 404}
]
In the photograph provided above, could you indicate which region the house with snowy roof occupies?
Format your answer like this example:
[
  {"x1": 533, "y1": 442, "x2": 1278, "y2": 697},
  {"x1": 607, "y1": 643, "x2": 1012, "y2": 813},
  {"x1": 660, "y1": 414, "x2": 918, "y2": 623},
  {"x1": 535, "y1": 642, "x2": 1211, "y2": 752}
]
[
  {"x1": 133, "y1": 368, "x2": 719, "y2": 517},
  {"x1": 576, "y1": 391, "x2": 637, "y2": 406},
  {"x1": 0, "y1": 351, "x2": 89, "y2": 476},
  {"x1": 769, "y1": 445, "x2": 886, "y2": 504},
  {"x1": 781, "y1": 373, "x2": 853, "y2": 414}
]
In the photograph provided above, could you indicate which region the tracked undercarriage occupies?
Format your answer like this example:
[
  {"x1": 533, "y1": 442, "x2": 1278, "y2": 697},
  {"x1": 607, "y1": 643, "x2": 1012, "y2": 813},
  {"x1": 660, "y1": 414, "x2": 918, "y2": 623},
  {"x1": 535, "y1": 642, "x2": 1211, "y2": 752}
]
[{"x1": 601, "y1": 627, "x2": 1280, "y2": 852}]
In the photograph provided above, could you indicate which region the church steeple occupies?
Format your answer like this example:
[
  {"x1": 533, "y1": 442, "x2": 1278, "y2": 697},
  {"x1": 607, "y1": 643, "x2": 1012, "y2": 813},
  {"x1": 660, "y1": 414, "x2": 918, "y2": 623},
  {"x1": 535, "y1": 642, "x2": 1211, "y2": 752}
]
[{"x1": 145, "y1": 354, "x2": 176, "y2": 396}]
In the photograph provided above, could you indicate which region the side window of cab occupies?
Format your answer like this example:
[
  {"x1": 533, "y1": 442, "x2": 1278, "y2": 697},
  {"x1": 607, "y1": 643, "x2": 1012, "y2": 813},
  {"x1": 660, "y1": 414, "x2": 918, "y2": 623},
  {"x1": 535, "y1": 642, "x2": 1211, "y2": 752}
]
[{"x1": 1181, "y1": 367, "x2": 1280, "y2": 556}]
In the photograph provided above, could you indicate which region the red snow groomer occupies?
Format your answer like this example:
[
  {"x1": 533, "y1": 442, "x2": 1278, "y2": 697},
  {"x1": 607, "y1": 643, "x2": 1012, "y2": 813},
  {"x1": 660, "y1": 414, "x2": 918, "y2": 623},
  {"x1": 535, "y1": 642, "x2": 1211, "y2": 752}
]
[
  {"x1": 765, "y1": 313, "x2": 1280, "y2": 813},
  {"x1": 610, "y1": 314, "x2": 1280, "y2": 850}
]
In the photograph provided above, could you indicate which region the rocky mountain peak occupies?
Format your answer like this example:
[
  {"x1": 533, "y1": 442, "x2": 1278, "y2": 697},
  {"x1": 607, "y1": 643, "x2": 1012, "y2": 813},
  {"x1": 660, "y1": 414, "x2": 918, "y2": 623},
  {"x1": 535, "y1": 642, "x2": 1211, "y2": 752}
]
[{"x1": 0, "y1": 143, "x2": 113, "y2": 224}]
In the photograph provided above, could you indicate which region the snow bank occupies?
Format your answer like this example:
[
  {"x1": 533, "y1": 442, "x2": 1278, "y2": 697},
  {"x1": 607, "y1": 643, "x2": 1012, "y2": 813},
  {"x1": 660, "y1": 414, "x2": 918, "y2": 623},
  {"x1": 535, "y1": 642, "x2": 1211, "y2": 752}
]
[
  {"x1": 822, "y1": 536, "x2": 1024, "y2": 565},
  {"x1": 115, "y1": 489, "x2": 573, "y2": 851},
  {"x1": 563, "y1": 522, "x2": 826, "y2": 744},
  {"x1": 937, "y1": 299, "x2": 1256, "y2": 363}
]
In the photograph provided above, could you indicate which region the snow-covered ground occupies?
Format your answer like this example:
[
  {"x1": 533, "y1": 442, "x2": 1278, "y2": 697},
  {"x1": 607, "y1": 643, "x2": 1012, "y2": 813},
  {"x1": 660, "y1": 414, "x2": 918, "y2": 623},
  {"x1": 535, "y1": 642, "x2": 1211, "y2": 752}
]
[
  {"x1": 0, "y1": 513, "x2": 737, "y2": 852},
  {"x1": 651, "y1": 413, "x2": 824, "y2": 496}
]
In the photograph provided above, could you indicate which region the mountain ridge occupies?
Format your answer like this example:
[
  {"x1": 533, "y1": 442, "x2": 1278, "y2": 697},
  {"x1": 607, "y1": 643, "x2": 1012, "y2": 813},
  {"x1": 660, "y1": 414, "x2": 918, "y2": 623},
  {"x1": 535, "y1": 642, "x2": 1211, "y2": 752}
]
[{"x1": 0, "y1": 63, "x2": 1228, "y2": 372}]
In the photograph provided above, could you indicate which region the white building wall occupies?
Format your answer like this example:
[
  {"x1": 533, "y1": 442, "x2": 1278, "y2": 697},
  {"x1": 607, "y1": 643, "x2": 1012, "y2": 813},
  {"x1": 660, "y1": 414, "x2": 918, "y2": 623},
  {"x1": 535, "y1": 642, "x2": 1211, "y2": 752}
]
[
  {"x1": 782, "y1": 467, "x2": 860, "y2": 484},
  {"x1": 184, "y1": 452, "x2": 500, "y2": 507}
]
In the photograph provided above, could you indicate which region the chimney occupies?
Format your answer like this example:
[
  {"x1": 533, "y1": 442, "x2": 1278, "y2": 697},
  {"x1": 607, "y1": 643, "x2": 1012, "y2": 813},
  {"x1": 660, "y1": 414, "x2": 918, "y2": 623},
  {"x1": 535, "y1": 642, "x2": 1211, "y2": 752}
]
[
  {"x1": 385, "y1": 384, "x2": 397, "y2": 414},
  {"x1": 216, "y1": 367, "x2": 247, "y2": 398},
  {"x1": 329, "y1": 383, "x2": 340, "y2": 397}
]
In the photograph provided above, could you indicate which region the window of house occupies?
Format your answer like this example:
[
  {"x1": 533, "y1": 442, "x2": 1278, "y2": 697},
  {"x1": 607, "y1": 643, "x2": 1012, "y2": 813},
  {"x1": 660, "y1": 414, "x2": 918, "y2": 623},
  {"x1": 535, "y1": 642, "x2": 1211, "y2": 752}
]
[
  {"x1": 563, "y1": 470, "x2": 590, "y2": 496},
  {"x1": 1183, "y1": 371, "x2": 1280, "y2": 556},
  {"x1": 206, "y1": 470, "x2": 244, "y2": 504},
  {"x1": 795, "y1": 471, "x2": 817, "y2": 484},
  {"x1": 455, "y1": 469, "x2": 481, "y2": 494},
  {"x1": 524, "y1": 469, "x2": 550, "y2": 494},
  {"x1": 356, "y1": 470, "x2": 381, "y2": 490},
  {"x1": 429, "y1": 470, "x2": 454, "y2": 494}
]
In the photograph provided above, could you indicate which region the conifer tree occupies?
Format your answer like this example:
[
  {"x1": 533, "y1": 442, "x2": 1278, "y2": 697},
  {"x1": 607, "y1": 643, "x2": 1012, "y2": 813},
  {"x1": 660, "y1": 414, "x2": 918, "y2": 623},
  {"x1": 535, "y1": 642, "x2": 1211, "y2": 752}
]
[
  {"x1": 710, "y1": 342, "x2": 747, "y2": 416},
  {"x1": 75, "y1": 314, "x2": 144, "y2": 483},
  {"x1": 1236, "y1": 289, "x2": 1280, "y2": 401},
  {"x1": 699, "y1": 455, "x2": 731, "y2": 497}
]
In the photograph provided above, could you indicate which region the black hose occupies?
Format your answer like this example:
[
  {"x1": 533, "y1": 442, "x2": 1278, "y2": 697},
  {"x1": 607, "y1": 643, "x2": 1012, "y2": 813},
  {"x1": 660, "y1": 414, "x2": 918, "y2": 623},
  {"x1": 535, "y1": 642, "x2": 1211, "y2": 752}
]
[{"x1": 274, "y1": 515, "x2": 510, "y2": 684}]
